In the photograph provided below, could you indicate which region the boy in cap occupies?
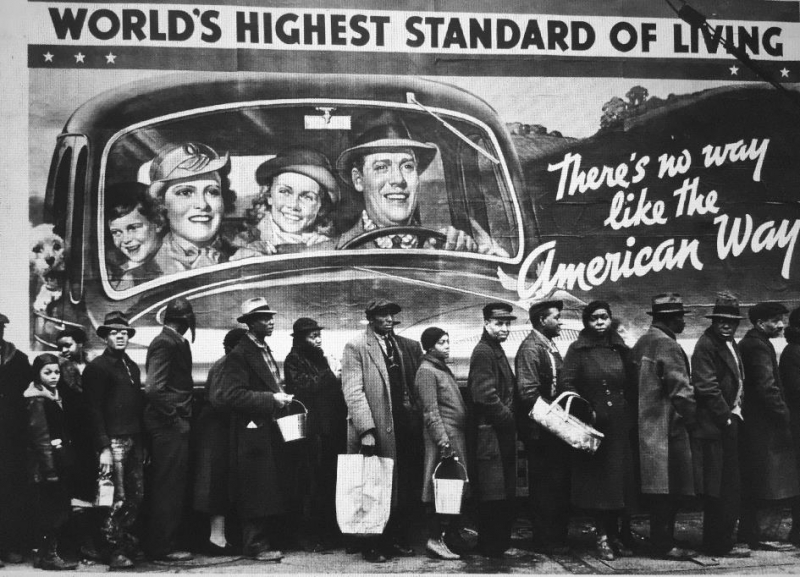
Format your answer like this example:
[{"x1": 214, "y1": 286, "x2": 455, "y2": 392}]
[
  {"x1": 738, "y1": 301, "x2": 799, "y2": 550},
  {"x1": 691, "y1": 292, "x2": 749, "y2": 557},
  {"x1": 83, "y1": 312, "x2": 145, "y2": 569},
  {"x1": 515, "y1": 299, "x2": 571, "y2": 554},
  {"x1": 630, "y1": 293, "x2": 698, "y2": 560},
  {"x1": 468, "y1": 302, "x2": 518, "y2": 557},
  {"x1": 143, "y1": 298, "x2": 197, "y2": 562}
]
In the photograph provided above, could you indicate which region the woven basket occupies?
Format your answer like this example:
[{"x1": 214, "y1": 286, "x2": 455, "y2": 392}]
[{"x1": 530, "y1": 391, "x2": 604, "y2": 453}]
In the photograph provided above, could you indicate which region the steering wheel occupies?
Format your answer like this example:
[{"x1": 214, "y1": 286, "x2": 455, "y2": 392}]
[{"x1": 339, "y1": 225, "x2": 448, "y2": 250}]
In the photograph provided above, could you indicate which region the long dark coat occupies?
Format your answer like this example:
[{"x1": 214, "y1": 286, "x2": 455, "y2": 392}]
[
  {"x1": 740, "y1": 328, "x2": 799, "y2": 500},
  {"x1": 561, "y1": 329, "x2": 633, "y2": 510},
  {"x1": 210, "y1": 335, "x2": 289, "y2": 519},
  {"x1": 414, "y1": 353, "x2": 468, "y2": 503},
  {"x1": 780, "y1": 330, "x2": 800, "y2": 490},
  {"x1": 57, "y1": 358, "x2": 96, "y2": 502},
  {"x1": 0, "y1": 341, "x2": 33, "y2": 551},
  {"x1": 690, "y1": 327, "x2": 743, "y2": 497},
  {"x1": 630, "y1": 324, "x2": 697, "y2": 497},
  {"x1": 468, "y1": 331, "x2": 516, "y2": 503},
  {"x1": 193, "y1": 355, "x2": 230, "y2": 514}
]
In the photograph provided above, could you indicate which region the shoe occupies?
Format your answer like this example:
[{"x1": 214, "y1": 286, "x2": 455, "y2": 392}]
[
  {"x1": 662, "y1": 546, "x2": 695, "y2": 561},
  {"x1": 426, "y1": 535, "x2": 461, "y2": 560},
  {"x1": 39, "y1": 534, "x2": 78, "y2": 571},
  {"x1": 383, "y1": 542, "x2": 415, "y2": 557},
  {"x1": 80, "y1": 544, "x2": 103, "y2": 562},
  {"x1": 3, "y1": 552, "x2": 24, "y2": 564},
  {"x1": 596, "y1": 535, "x2": 615, "y2": 561},
  {"x1": 205, "y1": 542, "x2": 237, "y2": 556},
  {"x1": 610, "y1": 536, "x2": 633, "y2": 557},
  {"x1": 749, "y1": 540, "x2": 795, "y2": 552},
  {"x1": 721, "y1": 545, "x2": 751, "y2": 558},
  {"x1": 444, "y1": 529, "x2": 473, "y2": 555},
  {"x1": 362, "y1": 548, "x2": 388, "y2": 563},
  {"x1": 251, "y1": 549, "x2": 283, "y2": 562},
  {"x1": 150, "y1": 550, "x2": 194, "y2": 562},
  {"x1": 108, "y1": 553, "x2": 134, "y2": 570}
]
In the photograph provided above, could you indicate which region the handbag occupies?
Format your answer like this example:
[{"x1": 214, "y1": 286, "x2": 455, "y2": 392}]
[
  {"x1": 335, "y1": 453, "x2": 394, "y2": 534},
  {"x1": 529, "y1": 391, "x2": 604, "y2": 453}
]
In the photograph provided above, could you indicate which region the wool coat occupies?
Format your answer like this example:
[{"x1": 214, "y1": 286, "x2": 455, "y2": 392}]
[
  {"x1": 562, "y1": 329, "x2": 634, "y2": 510},
  {"x1": 0, "y1": 341, "x2": 33, "y2": 550},
  {"x1": 414, "y1": 353, "x2": 468, "y2": 503},
  {"x1": 144, "y1": 326, "x2": 194, "y2": 430},
  {"x1": 780, "y1": 331, "x2": 800, "y2": 492},
  {"x1": 690, "y1": 327, "x2": 743, "y2": 497},
  {"x1": 57, "y1": 359, "x2": 96, "y2": 502},
  {"x1": 630, "y1": 324, "x2": 696, "y2": 496},
  {"x1": 468, "y1": 331, "x2": 517, "y2": 503},
  {"x1": 739, "y1": 328, "x2": 799, "y2": 500},
  {"x1": 211, "y1": 335, "x2": 289, "y2": 519},
  {"x1": 341, "y1": 326, "x2": 422, "y2": 505},
  {"x1": 193, "y1": 355, "x2": 230, "y2": 514}
]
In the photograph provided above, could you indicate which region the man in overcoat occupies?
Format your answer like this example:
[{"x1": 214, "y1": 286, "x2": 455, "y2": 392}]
[
  {"x1": 469, "y1": 302, "x2": 518, "y2": 558},
  {"x1": 144, "y1": 297, "x2": 196, "y2": 562},
  {"x1": 0, "y1": 314, "x2": 33, "y2": 566},
  {"x1": 630, "y1": 293, "x2": 697, "y2": 560},
  {"x1": 514, "y1": 299, "x2": 570, "y2": 554},
  {"x1": 210, "y1": 298, "x2": 293, "y2": 562},
  {"x1": 690, "y1": 294, "x2": 749, "y2": 557},
  {"x1": 738, "y1": 301, "x2": 799, "y2": 549},
  {"x1": 341, "y1": 299, "x2": 423, "y2": 563}
]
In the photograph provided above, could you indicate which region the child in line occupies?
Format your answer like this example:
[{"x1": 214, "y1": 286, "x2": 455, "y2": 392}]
[{"x1": 26, "y1": 353, "x2": 78, "y2": 571}]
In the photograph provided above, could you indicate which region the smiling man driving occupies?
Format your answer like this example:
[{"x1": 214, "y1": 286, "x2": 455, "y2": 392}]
[{"x1": 335, "y1": 123, "x2": 507, "y2": 255}]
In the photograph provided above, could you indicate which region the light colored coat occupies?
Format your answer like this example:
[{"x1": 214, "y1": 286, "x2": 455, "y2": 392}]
[{"x1": 630, "y1": 324, "x2": 697, "y2": 496}]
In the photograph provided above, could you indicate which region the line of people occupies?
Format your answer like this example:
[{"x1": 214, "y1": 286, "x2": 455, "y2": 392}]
[{"x1": 2, "y1": 288, "x2": 800, "y2": 569}]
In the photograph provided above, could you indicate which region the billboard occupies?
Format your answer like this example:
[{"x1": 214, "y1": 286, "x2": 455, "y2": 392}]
[{"x1": 21, "y1": 0, "x2": 800, "y2": 379}]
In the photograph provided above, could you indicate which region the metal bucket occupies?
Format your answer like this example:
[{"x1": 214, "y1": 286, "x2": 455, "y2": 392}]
[
  {"x1": 433, "y1": 458, "x2": 468, "y2": 515},
  {"x1": 276, "y1": 399, "x2": 308, "y2": 442}
]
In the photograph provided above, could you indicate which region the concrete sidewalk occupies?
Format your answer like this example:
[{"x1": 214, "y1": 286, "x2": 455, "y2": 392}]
[{"x1": 4, "y1": 512, "x2": 800, "y2": 574}]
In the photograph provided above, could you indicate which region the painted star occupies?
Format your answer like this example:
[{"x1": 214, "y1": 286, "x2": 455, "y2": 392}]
[
  {"x1": 780, "y1": 67, "x2": 790, "y2": 78},
  {"x1": 43, "y1": 52, "x2": 54, "y2": 63},
  {"x1": 729, "y1": 64, "x2": 739, "y2": 76},
  {"x1": 74, "y1": 52, "x2": 86, "y2": 64},
  {"x1": 105, "y1": 52, "x2": 117, "y2": 64}
]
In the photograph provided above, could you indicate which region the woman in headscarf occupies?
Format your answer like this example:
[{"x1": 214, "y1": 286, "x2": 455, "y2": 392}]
[{"x1": 560, "y1": 300, "x2": 635, "y2": 561}]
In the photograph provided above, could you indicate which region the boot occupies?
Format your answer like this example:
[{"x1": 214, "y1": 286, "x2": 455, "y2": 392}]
[
  {"x1": 39, "y1": 534, "x2": 78, "y2": 571},
  {"x1": 595, "y1": 535, "x2": 615, "y2": 561}
]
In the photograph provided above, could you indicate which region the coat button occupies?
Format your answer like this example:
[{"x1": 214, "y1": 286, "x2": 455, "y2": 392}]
[
  {"x1": 606, "y1": 390, "x2": 610, "y2": 395},
  {"x1": 607, "y1": 401, "x2": 613, "y2": 406},
  {"x1": 386, "y1": 427, "x2": 393, "y2": 433}
]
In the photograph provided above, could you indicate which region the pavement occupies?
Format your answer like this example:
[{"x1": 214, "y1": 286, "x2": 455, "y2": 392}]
[{"x1": 4, "y1": 512, "x2": 800, "y2": 574}]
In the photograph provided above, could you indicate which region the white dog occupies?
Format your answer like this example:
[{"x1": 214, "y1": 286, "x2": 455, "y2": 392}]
[{"x1": 30, "y1": 224, "x2": 67, "y2": 313}]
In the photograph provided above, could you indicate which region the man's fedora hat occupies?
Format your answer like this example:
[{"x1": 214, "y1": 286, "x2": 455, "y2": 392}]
[
  {"x1": 0, "y1": 313, "x2": 9, "y2": 325},
  {"x1": 336, "y1": 123, "x2": 438, "y2": 183},
  {"x1": 255, "y1": 147, "x2": 340, "y2": 204},
  {"x1": 365, "y1": 299, "x2": 402, "y2": 317},
  {"x1": 646, "y1": 293, "x2": 687, "y2": 316},
  {"x1": 292, "y1": 317, "x2": 325, "y2": 337},
  {"x1": 97, "y1": 311, "x2": 136, "y2": 338},
  {"x1": 483, "y1": 302, "x2": 517, "y2": 321},
  {"x1": 237, "y1": 297, "x2": 278, "y2": 323},
  {"x1": 149, "y1": 142, "x2": 229, "y2": 186},
  {"x1": 706, "y1": 293, "x2": 745, "y2": 320}
]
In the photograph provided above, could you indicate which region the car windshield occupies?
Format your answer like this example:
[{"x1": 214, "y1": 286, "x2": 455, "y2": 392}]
[{"x1": 100, "y1": 101, "x2": 522, "y2": 294}]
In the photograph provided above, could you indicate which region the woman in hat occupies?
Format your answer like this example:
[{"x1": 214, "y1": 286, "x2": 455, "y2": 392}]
[
  {"x1": 148, "y1": 142, "x2": 264, "y2": 275},
  {"x1": 249, "y1": 147, "x2": 340, "y2": 253},
  {"x1": 560, "y1": 300, "x2": 635, "y2": 561},
  {"x1": 283, "y1": 318, "x2": 346, "y2": 550},
  {"x1": 414, "y1": 327, "x2": 469, "y2": 560}
]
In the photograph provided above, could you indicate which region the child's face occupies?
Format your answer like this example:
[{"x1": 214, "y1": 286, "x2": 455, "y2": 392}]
[
  {"x1": 56, "y1": 336, "x2": 82, "y2": 361},
  {"x1": 109, "y1": 207, "x2": 162, "y2": 264},
  {"x1": 39, "y1": 363, "x2": 60, "y2": 388}
]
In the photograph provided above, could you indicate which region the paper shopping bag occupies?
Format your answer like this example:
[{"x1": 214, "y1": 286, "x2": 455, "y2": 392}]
[{"x1": 335, "y1": 453, "x2": 394, "y2": 535}]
